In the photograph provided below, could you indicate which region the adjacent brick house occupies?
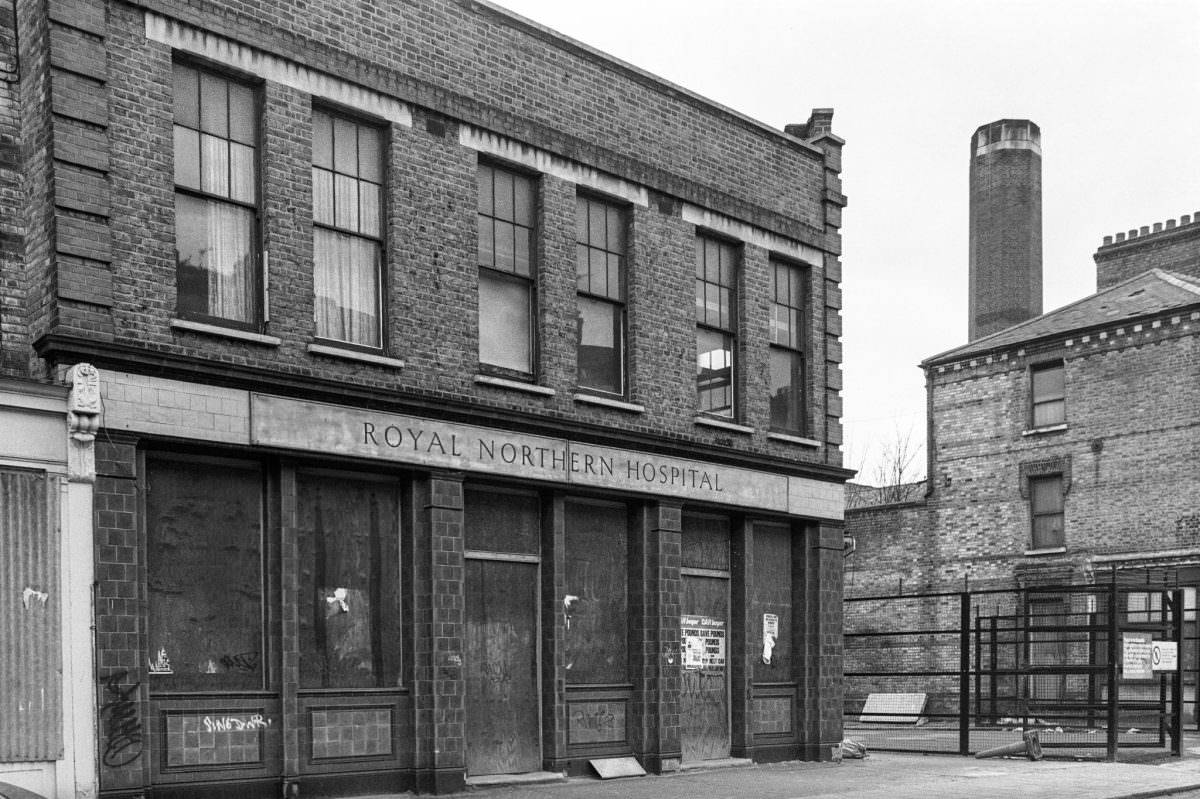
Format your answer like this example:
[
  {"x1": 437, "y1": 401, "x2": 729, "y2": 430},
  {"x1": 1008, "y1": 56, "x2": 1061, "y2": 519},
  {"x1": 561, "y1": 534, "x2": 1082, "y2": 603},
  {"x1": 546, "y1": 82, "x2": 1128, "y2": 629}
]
[
  {"x1": 845, "y1": 212, "x2": 1200, "y2": 718},
  {"x1": 4, "y1": 1, "x2": 850, "y2": 796}
]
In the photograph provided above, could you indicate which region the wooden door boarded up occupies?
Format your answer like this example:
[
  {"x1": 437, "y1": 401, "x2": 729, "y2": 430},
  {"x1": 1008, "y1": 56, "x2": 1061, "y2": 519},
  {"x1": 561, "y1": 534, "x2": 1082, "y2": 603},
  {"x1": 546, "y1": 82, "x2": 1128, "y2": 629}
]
[
  {"x1": 681, "y1": 574, "x2": 730, "y2": 762},
  {"x1": 465, "y1": 558, "x2": 540, "y2": 776}
]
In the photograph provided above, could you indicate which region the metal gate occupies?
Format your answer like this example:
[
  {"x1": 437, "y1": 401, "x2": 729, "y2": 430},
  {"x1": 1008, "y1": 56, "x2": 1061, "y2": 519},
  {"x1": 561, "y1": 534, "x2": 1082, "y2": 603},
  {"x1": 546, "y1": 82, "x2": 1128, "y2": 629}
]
[{"x1": 844, "y1": 570, "x2": 1184, "y2": 760}]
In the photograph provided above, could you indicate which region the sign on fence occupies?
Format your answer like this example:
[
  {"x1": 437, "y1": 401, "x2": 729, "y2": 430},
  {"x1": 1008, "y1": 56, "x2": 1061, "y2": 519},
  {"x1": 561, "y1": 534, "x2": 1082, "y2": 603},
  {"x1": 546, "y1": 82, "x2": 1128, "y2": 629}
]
[
  {"x1": 1152, "y1": 640, "x2": 1178, "y2": 672},
  {"x1": 1122, "y1": 632, "x2": 1153, "y2": 680}
]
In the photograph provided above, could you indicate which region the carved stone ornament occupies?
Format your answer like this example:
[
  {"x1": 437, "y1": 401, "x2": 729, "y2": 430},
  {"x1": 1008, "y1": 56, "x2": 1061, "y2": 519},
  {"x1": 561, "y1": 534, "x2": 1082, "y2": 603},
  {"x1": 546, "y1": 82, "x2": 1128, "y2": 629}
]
[
  {"x1": 65, "y1": 362, "x2": 100, "y2": 483},
  {"x1": 67, "y1": 362, "x2": 102, "y2": 438}
]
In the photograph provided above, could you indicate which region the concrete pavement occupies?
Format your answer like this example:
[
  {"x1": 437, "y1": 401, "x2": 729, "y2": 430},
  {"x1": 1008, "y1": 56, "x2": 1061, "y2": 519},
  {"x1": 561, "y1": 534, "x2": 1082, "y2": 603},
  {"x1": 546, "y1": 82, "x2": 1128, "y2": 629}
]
[
  {"x1": 443, "y1": 755, "x2": 1200, "y2": 799},
  {"x1": 352, "y1": 735, "x2": 1200, "y2": 799}
]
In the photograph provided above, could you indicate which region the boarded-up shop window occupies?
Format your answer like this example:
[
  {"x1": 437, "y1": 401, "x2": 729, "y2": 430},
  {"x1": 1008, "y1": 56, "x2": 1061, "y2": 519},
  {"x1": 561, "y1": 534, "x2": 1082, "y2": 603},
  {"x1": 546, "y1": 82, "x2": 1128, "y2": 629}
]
[
  {"x1": 682, "y1": 514, "x2": 730, "y2": 572},
  {"x1": 752, "y1": 523, "x2": 793, "y2": 680},
  {"x1": 147, "y1": 456, "x2": 264, "y2": 692},
  {"x1": 465, "y1": 487, "x2": 540, "y2": 555},
  {"x1": 565, "y1": 500, "x2": 628, "y2": 684},
  {"x1": 298, "y1": 473, "x2": 402, "y2": 688},
  {"x1": 0, "y1": 468, "x2": 61, "y2": 759}
]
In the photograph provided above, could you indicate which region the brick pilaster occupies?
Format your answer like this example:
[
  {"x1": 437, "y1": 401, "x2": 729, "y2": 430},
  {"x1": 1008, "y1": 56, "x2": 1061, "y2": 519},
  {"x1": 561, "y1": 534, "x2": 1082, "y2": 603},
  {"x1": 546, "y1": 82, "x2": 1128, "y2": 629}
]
[
  {"x1": 93, "y1": 436, "x2": 148, "y2": 795},
  {"x1": 797, "y1": 521, "x2": 844, "y2": 761},
  {"x1": 412, "y1": 471, "x2": 467, "y2": 794},
  {"x1": 540, "y1": 492, "x2": 569, "y2": 772},
  {"x1": 729, "y1": 517, "x2": 755, "y2": 758},
  {"x1": 630, "y1": 501, "x2": 682, "y2": 773}
]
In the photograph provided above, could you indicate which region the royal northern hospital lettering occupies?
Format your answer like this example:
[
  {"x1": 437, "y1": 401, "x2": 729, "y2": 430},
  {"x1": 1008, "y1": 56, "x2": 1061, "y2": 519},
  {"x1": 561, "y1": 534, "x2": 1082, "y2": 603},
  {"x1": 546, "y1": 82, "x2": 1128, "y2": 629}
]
[
  {"x1": 359, "y1": 421, "x2": 725, "y2": 492},
  {"x1": 251, "y1": 395, "x2": 787, "y2": 511}
]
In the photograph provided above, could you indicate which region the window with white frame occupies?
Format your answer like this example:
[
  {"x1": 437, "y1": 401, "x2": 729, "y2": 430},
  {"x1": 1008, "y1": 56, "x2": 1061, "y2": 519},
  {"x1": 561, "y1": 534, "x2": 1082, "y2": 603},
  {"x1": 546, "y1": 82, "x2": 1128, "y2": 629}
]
[
  {"x1": 1030, "y1": 474, "x2": 1064, "y2": 549},
  {"x1": 1031, "y1": 361, "x2": 1065, "y2": 427},
  {"x1": 575, "y1": 195, "x2": 626, "y2": 395},
  {"x1": 695, "y1": 235, "x2": 738, "y2": 417},
  {"x1": 312, "y1": 108, "x2": 385, "y2": 348},
  {"x1": 173, "y1": 62, "x2": 260, "y2": 326},
  {"x1": 769, "y1": 259, "x2": 808, "y2": 433},
  {"x1": 477, "y1": 163, "x2": 536, "y2": 376}
]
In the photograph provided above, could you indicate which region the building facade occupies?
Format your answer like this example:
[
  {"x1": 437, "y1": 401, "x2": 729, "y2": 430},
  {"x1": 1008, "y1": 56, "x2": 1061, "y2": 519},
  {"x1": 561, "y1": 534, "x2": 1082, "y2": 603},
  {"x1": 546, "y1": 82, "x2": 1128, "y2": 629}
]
[
  {"x1": 845, "y1": 212, "x2": 1200, "y2": 717},
  {"x1": 7, "y1": 0, "x2": 850, "y2": 796}
]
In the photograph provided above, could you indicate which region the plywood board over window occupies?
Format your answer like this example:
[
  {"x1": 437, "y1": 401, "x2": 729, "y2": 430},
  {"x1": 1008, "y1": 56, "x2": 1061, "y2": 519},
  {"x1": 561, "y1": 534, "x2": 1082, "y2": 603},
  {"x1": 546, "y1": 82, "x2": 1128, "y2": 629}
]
[
  {"x1": 146, "y1": 456, "x2": 265, "y2": 693},
  {"x1": 296, "y1": 473, "x2": 402, "y2": 689},
  {"x1": 564, "y1": 500, "x2": 629, "y2": 684}
]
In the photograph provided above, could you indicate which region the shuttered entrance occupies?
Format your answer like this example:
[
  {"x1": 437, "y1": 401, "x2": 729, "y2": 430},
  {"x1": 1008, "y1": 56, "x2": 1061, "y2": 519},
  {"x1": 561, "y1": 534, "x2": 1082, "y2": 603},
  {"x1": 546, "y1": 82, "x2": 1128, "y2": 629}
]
[
  {"x1": 680, "y1": 513, "x2": 731, "y2": 762},
  {"x1": 463, "y1": 488, "x2": 542, "y2": 776}
]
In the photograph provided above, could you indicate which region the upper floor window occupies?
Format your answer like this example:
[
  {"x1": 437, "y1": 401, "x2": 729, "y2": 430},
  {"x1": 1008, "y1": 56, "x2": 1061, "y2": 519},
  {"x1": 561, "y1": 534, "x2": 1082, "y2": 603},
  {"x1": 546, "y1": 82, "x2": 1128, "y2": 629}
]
[
  {"x1": 312, "y1": 109, "x2": 385, "y2": 348},
  {"x1": 575, "y1": 195, "x2": 626, "y2": 395},
  {"x1": 172, "y1": 62, "x2": 259, "y2": 326},
  {"x1": 477, "y1": 164, "x2": 536, "y2": 376},
  {"x1": 695, "y1": 236, "x2": 738, "y2": 417},
  {"x1": 769, "y1": 259, "x2": 808, "y2": 433},
  {"x1": 1031, "y1": 361, "x2": 1065, "y2": 427},
  {"x1": 1029, "y1": 474, "x2": 1064, "y2": 550}
]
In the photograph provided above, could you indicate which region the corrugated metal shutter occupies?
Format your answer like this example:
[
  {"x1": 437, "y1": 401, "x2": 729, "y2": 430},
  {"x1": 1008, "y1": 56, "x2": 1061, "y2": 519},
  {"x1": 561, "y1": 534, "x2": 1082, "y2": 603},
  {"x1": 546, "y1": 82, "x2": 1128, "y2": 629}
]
[{"x1": 0, "y1": 468, "x2": 63, "y2": 759}]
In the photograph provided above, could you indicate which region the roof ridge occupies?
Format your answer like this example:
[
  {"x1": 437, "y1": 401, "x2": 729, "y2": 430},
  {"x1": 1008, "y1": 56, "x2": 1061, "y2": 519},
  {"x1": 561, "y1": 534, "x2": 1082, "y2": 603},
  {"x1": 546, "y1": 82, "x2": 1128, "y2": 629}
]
[
  {"x1": 1155, "y1": 268, "x2": 1200, "y2": 296},
  {"x1": 923, "y1": 268, "x2": 1200, "y2": 366}
]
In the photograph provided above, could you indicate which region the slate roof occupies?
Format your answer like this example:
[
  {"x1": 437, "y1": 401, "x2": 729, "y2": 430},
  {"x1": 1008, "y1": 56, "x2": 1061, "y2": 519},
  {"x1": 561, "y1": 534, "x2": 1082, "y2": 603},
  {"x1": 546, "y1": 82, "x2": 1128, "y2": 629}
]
[{"x1": 924, "y1": 269, "x2": 1200, "y2": 366}]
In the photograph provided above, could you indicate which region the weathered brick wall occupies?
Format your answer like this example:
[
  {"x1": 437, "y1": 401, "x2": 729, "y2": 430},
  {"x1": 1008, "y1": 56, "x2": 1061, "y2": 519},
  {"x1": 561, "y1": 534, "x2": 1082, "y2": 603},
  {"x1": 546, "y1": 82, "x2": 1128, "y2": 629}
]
[
  {"x1": 930, "y1": 320, "x2": 1200, "y2": 567},
  {"x1": 0, "y1": 0, "x2": 22, "y2": 376},
  {"x1": 21, "y1": 0, "x2": 848, "y2": 470},
  {"x1": 133, "y1": 0, "x2": 829, "y2": 234},
  {"x1": 1095, "y1": 213, "x2": 1200, "y2": 289},
  {"x1": 847, "y1": 310, "x2": 1200, "y2": 601}
]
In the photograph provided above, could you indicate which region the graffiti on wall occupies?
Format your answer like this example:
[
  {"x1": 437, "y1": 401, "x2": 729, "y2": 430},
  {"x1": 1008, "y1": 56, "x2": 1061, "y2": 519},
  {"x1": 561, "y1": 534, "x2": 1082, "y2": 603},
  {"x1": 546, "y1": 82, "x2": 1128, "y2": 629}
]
[{"x1": 99, "y1": 670, "x2": 142, "y2": 768}]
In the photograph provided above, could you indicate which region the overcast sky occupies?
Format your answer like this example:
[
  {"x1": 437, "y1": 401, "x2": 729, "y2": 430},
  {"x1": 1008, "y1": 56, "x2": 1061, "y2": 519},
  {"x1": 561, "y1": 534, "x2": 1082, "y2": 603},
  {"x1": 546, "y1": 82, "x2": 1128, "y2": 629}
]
[{"x1": 493, "y1": 0, "x2": 1200, "y2": 484}]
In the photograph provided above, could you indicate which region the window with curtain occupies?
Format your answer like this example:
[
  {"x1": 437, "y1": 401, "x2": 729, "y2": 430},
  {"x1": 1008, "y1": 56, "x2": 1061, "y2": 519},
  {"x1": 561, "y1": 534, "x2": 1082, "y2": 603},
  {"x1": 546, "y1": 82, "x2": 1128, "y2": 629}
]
[
  {"x1": 477, "y1": 163, "x2": 536, "y2": 376},
  {"x1": 695, "y1": 236, "x2": 738, "y2": 416},
  {"x1": 312, "y1": 109, "x2": 385, "y2": 348},
  {"x1": 1030, "y1": 474, "x2": 1064, "y2": 549},
  {"x1": 769, "y1": 259, "x2": 808, "y2": 433},
  {"x1": 173, "y1": 62, "x2": 259, "y2": 326},
  {"x1": 575, "y1": 195, "x2": 626, "y2": 395},
  {"x1": 1031, "y1": 361, "x2": 1065, "y2": 428}
]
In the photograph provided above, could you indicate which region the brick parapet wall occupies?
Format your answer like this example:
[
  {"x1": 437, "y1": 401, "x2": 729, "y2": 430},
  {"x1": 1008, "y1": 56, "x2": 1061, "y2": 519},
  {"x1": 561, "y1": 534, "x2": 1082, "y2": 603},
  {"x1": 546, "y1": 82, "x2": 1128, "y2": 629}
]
[{"x1": 1096, "y1": 212, "x2": 1200, "y2": 289}]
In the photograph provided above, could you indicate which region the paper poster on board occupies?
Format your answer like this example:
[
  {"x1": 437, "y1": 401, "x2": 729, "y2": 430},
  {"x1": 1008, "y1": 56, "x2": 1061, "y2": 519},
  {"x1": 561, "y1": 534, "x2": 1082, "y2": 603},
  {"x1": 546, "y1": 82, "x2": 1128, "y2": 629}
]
[{"x1": 681, "y1": 615, "x2": 726, "y2": 671}]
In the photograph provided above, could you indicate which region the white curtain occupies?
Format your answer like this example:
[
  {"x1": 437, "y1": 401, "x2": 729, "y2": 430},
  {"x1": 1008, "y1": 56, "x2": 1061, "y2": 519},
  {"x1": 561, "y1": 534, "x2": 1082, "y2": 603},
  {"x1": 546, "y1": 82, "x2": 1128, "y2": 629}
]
[
  {"x1": 314, "y1": 229, "x2": 380, "y2": 347},
  {"x1": 205, "y1": 202, "x2": 254, "y2": 322}
]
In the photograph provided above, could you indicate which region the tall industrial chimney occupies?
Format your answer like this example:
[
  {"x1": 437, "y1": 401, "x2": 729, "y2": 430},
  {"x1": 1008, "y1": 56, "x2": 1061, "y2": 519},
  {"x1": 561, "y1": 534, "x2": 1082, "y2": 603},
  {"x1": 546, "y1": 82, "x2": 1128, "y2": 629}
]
[{"x1": 968, "y1": 119, "x2": 1042, "y2": 341}]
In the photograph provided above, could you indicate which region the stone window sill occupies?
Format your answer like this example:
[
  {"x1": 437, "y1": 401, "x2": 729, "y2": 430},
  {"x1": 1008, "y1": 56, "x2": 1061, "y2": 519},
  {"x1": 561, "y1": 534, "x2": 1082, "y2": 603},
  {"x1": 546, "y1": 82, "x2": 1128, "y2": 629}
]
[
  {"x1": 171, "y1": 318, "x2": 281, "y2": 347},
  {"x1": 573, "y1": 393, "x2": 645, "y2": 413},
  {"x1": 768, "y1": 431, "x2": 821, "y2": 447},
  {"x1": 1024, "y1": 546, "x2": 1067, "y2": 557},
  {"x1": 307, "y1": 343, "x2": 405, "y2": 369},
  {"x1": 474, "y1": 374, "x2": 556, "y2": 397},
  {"x1": 1022, "y1": 424, "x2": 1068, "y2": 437},
  {"x1": 693, "y1": 415, "x2": 754, "y2": 435}
]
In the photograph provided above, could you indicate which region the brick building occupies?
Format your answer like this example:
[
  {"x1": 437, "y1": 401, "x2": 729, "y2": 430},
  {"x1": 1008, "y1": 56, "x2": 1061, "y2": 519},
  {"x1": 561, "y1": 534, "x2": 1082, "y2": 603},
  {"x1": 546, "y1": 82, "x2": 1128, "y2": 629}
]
[
  {"x1": 3, "y1": 0, "x2": 850, "y2": 796},
  {"x1": 845, "y1": 212, "x2": 1200, "y2": 717}
]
